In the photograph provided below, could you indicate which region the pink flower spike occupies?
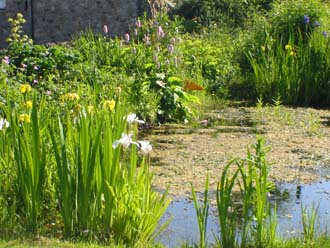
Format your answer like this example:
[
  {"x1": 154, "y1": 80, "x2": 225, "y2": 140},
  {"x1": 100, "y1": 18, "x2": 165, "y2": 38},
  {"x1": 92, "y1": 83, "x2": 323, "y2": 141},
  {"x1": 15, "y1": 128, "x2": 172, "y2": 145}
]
[
  {"x1": 124, "y1": 33, "x2": 130, "y2": 43},
  {"x1": 2, "y1": 56, "x2": 9, "y2": 65},
  {"x1": 171, "y1": 37, "x2": 176, "y2": 44},
  {"x1": 143, "y1": 35, "x2": 150, "y2": 45},
  {"x1": 167, "y1": 44, "x2": 174, "y2": 54},
  {"x1": 21, "y1": 63, "x2": 27, "y2": 68},
  {"x1": 157, "y1": 26, "x2": 165, "y2": 39},
  {"x1": 136, "y1": 20, "x2": 142, "y2": 28},
  {"x1": 103, "y1": 25, "x2": 109, "y2": 34}
]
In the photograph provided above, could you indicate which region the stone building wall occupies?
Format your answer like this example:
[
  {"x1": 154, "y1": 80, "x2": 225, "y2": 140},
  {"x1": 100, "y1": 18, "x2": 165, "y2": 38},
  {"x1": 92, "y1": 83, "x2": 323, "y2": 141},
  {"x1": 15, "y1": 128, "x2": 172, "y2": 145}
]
[{"x1": 0, "y1": 0, "x2": 150, "y2": 47}]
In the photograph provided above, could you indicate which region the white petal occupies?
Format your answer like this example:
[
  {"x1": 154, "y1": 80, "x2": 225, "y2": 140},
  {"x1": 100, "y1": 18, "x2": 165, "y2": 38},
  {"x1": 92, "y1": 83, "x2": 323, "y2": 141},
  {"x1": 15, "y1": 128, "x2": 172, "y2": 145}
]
[{"x1": 112, "y1": 140, "x2": 120, "y2": 149}]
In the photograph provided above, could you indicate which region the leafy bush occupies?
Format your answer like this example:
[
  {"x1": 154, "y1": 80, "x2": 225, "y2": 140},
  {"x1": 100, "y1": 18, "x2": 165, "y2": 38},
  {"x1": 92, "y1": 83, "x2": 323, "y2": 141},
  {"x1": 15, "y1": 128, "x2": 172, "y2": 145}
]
[
  {"x1": 268, "y1": 0, "x2": 326, "y2": 43},
  {"x1": 172, "y1": 0, "x2": 274, "y2": 31},
  {"x1": 247, "y1": 29, "x2": 330, "y2": 106},
  {"x1": 180, "y1": 29, "x2": 241, "y2": 98},
  {"x1": 236, "y1": 0, "x2": 330, "y2": 105},
  {"x1": 73, "y1": 14, "x2": 200, "y2": 123}
]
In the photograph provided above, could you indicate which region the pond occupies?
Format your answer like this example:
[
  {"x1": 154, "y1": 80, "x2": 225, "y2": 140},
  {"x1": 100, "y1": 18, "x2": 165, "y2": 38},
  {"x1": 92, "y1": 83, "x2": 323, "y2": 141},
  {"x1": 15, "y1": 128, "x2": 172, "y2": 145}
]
[{"x1": 157, "y1": 179, "x2": 330, "y2": 247}]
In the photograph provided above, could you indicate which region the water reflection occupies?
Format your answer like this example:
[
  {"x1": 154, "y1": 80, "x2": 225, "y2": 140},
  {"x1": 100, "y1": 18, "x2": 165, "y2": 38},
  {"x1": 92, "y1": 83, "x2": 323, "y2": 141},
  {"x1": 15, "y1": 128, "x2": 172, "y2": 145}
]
[{"x1": 157, "y1": 179, "x2": 330, "y2": 247}]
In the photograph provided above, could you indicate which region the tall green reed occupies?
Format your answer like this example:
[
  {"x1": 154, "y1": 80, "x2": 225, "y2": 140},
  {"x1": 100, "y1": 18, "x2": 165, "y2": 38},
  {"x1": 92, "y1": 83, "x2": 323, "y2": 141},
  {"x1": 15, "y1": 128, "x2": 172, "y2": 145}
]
[
  {"x1": 49, "y1": 117, "x2": 75, "y2": 236},
  {"x1": 248, "y1": 139, "x2": 271, "y2": 247},
  {"x1": 11, "y1": 97, "x2": 46, "y2": 232},
  {"x1": 301, "y1": 203, "x2": 318, "y2": 246},
  {"x1": 191, "y1": 175, "x2": 209, "y2": 248},
  {"x1": 248, "y1": 29, "x2": 330, "y2": 107},
  {"x1": 216, "y1": 162, "x2": 239, "y2": 248},
  {"x1": 193, "y1": 138, "x2": 276, "y2": 248},
  {"x1": 0, "y1": 106, "x2": 17, "y2": 231},
  {"x1": 238, "y1": 138, "x2": 277, "y2": 248},
  {"x1": 50, "y1": 100, "x2": 170, "y2": 244}
]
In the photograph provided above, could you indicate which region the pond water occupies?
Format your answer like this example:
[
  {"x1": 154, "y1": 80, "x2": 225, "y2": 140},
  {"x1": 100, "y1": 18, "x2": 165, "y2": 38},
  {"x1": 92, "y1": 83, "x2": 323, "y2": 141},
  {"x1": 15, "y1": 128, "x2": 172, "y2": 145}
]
[{"x1": 157, "y1": 179, "x2": 330, "y2": 247}]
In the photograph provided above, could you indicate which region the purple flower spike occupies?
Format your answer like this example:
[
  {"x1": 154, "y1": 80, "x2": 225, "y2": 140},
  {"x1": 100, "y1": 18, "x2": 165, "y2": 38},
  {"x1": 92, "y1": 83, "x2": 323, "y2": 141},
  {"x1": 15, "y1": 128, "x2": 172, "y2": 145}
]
[
  {"x1": 304, "y1": 15, "x2": 310, "y2": 24},
  {"x1": 322, "y1": 31, "x2": 328, "y2": 38},
  {"x1": 314, "y1": 21, "x2": 320, "y2": 28}
]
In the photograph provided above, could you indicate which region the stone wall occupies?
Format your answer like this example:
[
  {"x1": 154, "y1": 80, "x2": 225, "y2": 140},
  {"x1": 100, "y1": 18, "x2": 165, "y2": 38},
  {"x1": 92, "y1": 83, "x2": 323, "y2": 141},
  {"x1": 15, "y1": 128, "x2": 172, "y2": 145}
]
[{"x1": 0, "y1": 0, "x2": 150, "y2": 47}]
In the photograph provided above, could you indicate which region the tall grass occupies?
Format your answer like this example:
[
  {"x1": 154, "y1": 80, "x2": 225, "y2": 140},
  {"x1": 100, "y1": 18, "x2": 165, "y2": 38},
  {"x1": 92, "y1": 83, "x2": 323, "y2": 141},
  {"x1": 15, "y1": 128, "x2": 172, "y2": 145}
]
[
  {"x1": 191, "y1": 175, "x2": 209, "y2": 248},
  {"x1": 192, "y1": 138, "x2": 278, "y2": 248},
  {"x1": 215, "y1": 162, "x2": 239, "y2": 248},
  {"x1": 49, "y1": 101, "x2": 170, "y2": 244},
  {"x1": 10, "y1": 97, "x2": 46, "y2": 232},
  {"x1": 49, "y1": 117, "x2": 74, "y2": 236},
  {"x1": 301, "y1": 203, "x2": 319, "y2": 245},
  {"x1": 248, "y1": 30, "x2": 330, "y2": 106}
]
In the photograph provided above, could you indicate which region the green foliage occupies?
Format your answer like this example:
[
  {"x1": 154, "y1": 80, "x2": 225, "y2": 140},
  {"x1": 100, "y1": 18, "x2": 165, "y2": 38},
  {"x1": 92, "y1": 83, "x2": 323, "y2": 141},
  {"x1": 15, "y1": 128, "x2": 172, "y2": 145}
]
[
  {"x1": 301, "y1": 204, "x2": 318, "y2": 246},
  {"x1": 191, "y1": 176, "x2": 209, "y2": 248},
  {"x1": 215, "y1": 161, "x2": 239, "y2": 248},
  {"x1": 247, "y1": 30, "x2": 330, "y2": 106},
  {"x1": 237, "y1": 0, "x2": 330, "y2": 100},
  {"x1": 72, "y1": 14, "x2": 197, "y2": 123},
  {"x1": 172, "y1": 0, "x2": 274, "y2": 31},
  {"x1": 3, "y1": 14, "x2": 80, "y2": 91},
  {"x1": 193, "y1": 138, "x2": 278, "y2": 248},
  {"x1": 269, "y1": 0, "x2": 325, "y2": 43},
  {"x1": 10, "y1": 97, "x2": 46, "y2": 232},
  {"x1": 180, "y1": 29, "x2": 241, "y2": 98}
]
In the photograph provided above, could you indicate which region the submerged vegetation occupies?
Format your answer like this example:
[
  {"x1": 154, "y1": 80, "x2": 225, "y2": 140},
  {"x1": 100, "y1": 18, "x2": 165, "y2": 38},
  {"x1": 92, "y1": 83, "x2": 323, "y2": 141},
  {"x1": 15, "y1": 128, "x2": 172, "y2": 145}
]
[{"x1": 1, "y1": 0, "x2": 330, "y2": 247}]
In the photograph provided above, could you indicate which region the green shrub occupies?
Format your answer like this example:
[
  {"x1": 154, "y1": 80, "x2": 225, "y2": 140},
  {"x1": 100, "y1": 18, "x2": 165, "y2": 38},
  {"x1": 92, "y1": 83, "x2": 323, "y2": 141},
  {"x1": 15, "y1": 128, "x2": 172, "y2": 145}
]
[
  {"x1": 268, "y1": 0, "x2": 325, "y2": 44},
  {"x1": 172, "y1": 0, "x2": 274, "y2": 31},
  {"x1": 236, "y1": 0, "x2": 330, "y2": 105},
  {"x1": 180, "y1": 29, "x2": 241, "y2": 98},
  {"x1": 247, "y1": 28, "x2": 330, "y2": 106}
]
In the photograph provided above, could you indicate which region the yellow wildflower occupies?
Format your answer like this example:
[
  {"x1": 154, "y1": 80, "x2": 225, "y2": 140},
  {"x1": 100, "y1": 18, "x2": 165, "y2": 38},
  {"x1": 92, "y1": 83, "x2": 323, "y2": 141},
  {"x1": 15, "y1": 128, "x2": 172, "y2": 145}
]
[
  {"x1": 20, "y1": 84, "x2": 32, "y2": 94},
  {"x1": 103, "y1": 100, "x2": 116, "y2": 111},
  {"x1": 17, "y1": 13, "x2": 24, "y2": 19},
  {"x1": 25, "y1": 100, "x2": 33, "y2": 109},
  {"x1": 261, "y1": 46, "x2": 266, "y2": 52},
  {"x1": 285, "y1": 44, "x2": 292, "y2": 50},
  {"x1": 19, "y1": 114, "x2": 30, "y2": 123},
  {"x1": 61, "y1": 93, "x2": 80, "y2": 102},
  {"x1": 74, "y1": 104, "x2": 82, "y2": 112},
  {"x1": 290, "y1": 51, "x2": 296, "y2": 56},
  {"x1": 87, "y1": 105, "x2": 94, "y2": 114}
]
